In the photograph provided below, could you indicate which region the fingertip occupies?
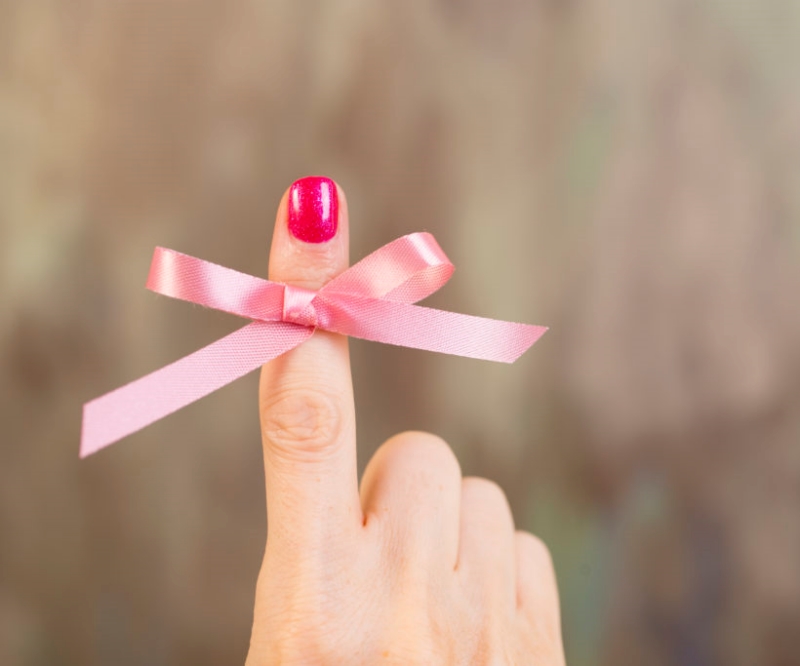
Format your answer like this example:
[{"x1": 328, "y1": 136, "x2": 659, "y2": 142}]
[{"x1": 269, "y1": 176, "x2": 349, "y2": 288}]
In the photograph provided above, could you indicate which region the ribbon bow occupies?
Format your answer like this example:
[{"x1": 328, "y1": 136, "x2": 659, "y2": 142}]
[{"x1": 80, "y1": 233, "x2": 547, "y2": 457}]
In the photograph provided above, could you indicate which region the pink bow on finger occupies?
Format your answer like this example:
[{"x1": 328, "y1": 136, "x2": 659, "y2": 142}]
[{"x1": 80, "y1": 233, "x2": 547, "y2": 457}]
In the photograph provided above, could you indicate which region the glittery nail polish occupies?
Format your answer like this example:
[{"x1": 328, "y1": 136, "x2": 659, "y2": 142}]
[{"x1": 287, "y1": 176, "x2": 339, "y2": 243}]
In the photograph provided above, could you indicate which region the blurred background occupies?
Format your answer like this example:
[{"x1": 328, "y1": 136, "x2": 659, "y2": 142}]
[{"x1": 1, "y1": 0, "x2": 799, "y2": 664}]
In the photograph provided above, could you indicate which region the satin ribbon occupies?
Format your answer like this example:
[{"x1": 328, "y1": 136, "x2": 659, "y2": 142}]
[{"x1": 80, "y1": 233, "x2": 547, "y2": 457}]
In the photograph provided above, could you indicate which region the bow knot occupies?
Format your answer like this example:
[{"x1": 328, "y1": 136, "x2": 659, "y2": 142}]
[
  {"x1": 282, "y1": 285, "x2": 318, "y2": 328},
  {"x1": 80, "y1": 232, "x2": 547, "y2": 457}
]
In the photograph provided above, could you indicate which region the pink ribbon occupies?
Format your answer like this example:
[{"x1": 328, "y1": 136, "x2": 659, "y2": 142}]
[{"x1": 80, "y1": 233, "x2": 547, "y2": 457}]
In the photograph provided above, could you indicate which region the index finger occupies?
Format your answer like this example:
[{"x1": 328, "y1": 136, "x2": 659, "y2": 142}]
[{"x1": 259, "y1": 177, "x2": 361, "y2": 549}]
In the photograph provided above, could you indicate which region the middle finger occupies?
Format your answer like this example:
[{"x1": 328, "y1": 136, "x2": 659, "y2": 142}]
[{"x1": 360, "y1": 431, "x2": 462, "y2": 569}]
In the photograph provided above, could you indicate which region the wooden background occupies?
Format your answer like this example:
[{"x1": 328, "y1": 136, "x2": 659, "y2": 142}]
[{"x1": 1, "y1": 1, "x2": 799, "y2": 664}]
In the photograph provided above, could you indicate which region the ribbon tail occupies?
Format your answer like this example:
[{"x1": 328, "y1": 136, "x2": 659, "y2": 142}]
[
  {"x1": 320, "y1": 297, "x2": 547, "y2": 363},
  {"x1": 80, "y1": 321, "x2": 312, "y2": 457}
]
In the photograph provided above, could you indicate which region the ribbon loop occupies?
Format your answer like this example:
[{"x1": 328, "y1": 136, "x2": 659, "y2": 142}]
[
  {"x1": 281, "y1": 285, "x2": 318, "y2": 328},
  {"x1": 322, "y1": 232, "x2": 454, "y2": 303}
]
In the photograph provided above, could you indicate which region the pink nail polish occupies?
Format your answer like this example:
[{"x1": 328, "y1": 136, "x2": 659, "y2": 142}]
[{"x1": 287, "y1": 176, "x2": 339, "y2": 243}]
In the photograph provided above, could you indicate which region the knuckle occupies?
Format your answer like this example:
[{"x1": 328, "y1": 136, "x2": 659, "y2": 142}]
[
  {"x1": 462, "y1": 476, "x2": 511, "y2": 510},
  {"x1": 516, "y1": 530, "x2": 554, "y2": 570},
  {"x1": 462, "y1": 476, "x2": 504, "y2": 497},
  {"x1": 381, "y1": 431, "x2": 461, "y2": 477},
  {"x1": 261, "y1": 385, "x2": 344, "y2": 457}
]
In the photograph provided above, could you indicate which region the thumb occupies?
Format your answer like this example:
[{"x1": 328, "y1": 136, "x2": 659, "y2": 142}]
[{"x1": 259, "y1": 176, "x2": 361, "y2": 546}]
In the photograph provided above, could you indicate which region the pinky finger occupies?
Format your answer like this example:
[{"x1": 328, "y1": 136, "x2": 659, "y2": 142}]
[{"x1": 515, "y1": 531, "x2": 562, "y2": 642}]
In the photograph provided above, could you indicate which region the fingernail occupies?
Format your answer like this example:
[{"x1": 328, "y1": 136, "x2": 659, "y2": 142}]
[{"x1": 287, "y1": 176, "x2": 339, "y2": 243}]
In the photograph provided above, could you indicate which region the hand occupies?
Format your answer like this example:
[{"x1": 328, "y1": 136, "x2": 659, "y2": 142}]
[{"x1": 246, "y1": 177, "x2": 565, "y2": 665}]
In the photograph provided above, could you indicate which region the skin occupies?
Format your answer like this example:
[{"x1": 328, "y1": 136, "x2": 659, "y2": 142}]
[{"x1": 246, "y1": 182, "x2": 566, "y2": 665}]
